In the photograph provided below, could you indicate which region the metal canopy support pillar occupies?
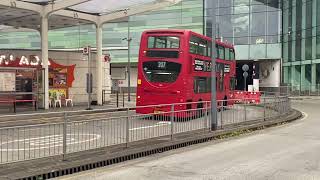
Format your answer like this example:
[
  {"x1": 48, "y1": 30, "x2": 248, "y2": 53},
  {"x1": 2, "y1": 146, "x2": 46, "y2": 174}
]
[
  {"x1": 96, "y1": 24, "x2": 103, "y2": 105},
  {"x1": 41, "y1": 15, "x2": 49, "y2": 110},
  {"x1": 210, "y1": 0, "x2": 218, "y2": 130},
  {"x1": 127, "y1": 24, "x2": 131, "y2": 102}
]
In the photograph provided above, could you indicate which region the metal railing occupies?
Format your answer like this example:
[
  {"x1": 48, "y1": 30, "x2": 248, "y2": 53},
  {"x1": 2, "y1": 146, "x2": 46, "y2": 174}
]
[
  {"x1": 263, "y1": 85, "x2": 320, "y2": 97},
  {"x1": 0, "y1": 96, "x2": 291, "y2": 164}
]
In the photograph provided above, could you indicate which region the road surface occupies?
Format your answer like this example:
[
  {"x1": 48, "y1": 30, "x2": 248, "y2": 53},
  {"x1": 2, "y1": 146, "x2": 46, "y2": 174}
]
[{"x1": 56, "y1": 100, "x2": 319, "y2": 180}]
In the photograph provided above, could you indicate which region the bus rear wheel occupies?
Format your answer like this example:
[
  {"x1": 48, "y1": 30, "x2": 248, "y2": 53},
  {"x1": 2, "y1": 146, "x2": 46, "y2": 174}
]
[
  {"x1": 196, "y1": 102, "x2": 204, "y2": 118},
  {"x1": 223, "y1": 96, "x2": 228, "y2": 111}
]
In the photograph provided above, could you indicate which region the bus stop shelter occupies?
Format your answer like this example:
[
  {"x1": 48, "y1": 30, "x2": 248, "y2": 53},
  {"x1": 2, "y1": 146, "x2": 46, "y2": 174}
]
[{"x1": 0, "y1": 0, "x2": 181, "y2": 109}]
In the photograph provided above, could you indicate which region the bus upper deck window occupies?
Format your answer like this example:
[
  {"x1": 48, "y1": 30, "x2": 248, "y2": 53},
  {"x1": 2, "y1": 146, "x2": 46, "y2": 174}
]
[{"x1": 148, "y1": 36, "x2": 180, "y2": 49}]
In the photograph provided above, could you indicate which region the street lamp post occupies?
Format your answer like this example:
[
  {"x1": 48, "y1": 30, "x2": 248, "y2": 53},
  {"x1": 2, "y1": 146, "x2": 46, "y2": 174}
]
[
  {"x1": 210, "y1": 0, "x2": 218, "y2": 130},
  {"x1": 122, "y1": 23, "x2": 132, "y2": 102}
]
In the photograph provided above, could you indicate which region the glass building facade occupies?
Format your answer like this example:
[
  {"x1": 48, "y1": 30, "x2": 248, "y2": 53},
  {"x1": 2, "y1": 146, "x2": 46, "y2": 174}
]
[
  {"x1": 205, "y1": 0, "x2": 282, "y2": 60},
  {"x1": 6, "y1": 0, "x2": 319, "y2": 90},
  {"x1": 0, "y1": 0, "x2": 283, "y2": 62},
  {"x1": 282, "y1": 0, "x2": 320, "y2": 90},
  {"x1": 0, "y1": 0, "x2": 203, "y2": 64}
]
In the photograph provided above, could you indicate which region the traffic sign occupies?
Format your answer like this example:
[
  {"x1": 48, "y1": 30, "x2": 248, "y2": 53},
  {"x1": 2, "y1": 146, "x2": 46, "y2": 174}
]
[
  {"x1": 242, "y1": 64, "x2": 249, "y2": 72},
  {"x1": 104, "y1": 54, "x2": 111, "y2": 62},
  {"x1": 82, "y1": 46, "x2": 91, "y2": 55},
  {"x1": 243, "y1": 71, "x2": 248, "y2": 78}
]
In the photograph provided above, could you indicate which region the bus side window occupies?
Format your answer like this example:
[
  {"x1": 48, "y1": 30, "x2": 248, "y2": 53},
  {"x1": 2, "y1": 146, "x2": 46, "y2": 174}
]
[
  {"x1": 225, "y1": 48, "x2": 230, "y2": 60},
  {"x1": 218, "y1": 46, "x2": 225, "y2": 59},
  {"x1": 230, "y1": 49, "x2": 235, "y2": 60},
  {"x1": 194, "y1": 77, "x2": 211, "y2": 93},
  {"x1": 216, "y1": 44, "x2": 219, "y2": 59},
  {"x1": 208, "y1": 42, "x2": 212, "y2": 57}
]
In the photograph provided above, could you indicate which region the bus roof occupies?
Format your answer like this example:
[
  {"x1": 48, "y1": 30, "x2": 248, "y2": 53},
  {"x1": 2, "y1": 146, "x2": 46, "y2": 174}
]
[{"x1": 143, "y1": 29, "x2": 234, "y2": 49}]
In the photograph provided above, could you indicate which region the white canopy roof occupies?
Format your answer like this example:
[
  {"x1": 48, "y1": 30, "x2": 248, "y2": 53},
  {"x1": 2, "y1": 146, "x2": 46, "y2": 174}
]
[
  {"x1": 0, "y1": 0, "x2": 181, "y2": 30},
  {"x1": 24, "y1": 0, "x2": 159, "y2": 14}
]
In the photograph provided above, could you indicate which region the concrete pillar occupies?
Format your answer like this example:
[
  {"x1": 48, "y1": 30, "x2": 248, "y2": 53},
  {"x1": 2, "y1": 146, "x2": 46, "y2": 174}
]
[
  {"x1": 41, "y1": 16, "x2": 49, "y2": 109},
  {"x1": 96, "y1": 24, "x2": 103, "y2": 105}
]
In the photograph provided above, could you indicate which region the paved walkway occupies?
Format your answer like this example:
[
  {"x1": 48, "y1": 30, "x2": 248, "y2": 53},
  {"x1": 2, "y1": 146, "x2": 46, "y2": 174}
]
[
  {"x1": 0, "y1": 95, "x2": 136, "y2": 115},
  {"x1": 56, "y1": 99, "x2": 318, "y2": 180}
]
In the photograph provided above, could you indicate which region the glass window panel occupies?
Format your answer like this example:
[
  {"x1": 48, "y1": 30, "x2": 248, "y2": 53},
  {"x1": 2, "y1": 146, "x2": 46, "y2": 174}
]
[
  {"x1": 283, "y1": 66, "x2": 291, "y2": 84},
  {"x1": 306, "y1": 37, "x2": 313, "y2": 60},
  {"x1": 218, "y1": 14, "x2": 233, "y2": 38},
  {"x1": 230, "y1": 49, "x2": 235, "y2": 60},
  {"x1": 305, "y1": 0, "x2": 313, "y2": 60},
  {"x1": 225, "y1": 47, "x2": 230, "y2": 60},
  {"x1": 251, "y1": 12, "x2": 267, "y2": 37},
  {"x1": 218, "y1": 45, "x2": 225, "y2": 59},
  {"x1": 318, "y1": 0, "x2": 320, "y2": 58},
  {"x1": 296, "y1": 31, "x2": 302, "y2": 61},
  {"x1": 267, "y1": 0, "x2": 280, "y2": 9},
  {"x1": 294, "y1": 65, "x2": 301, "y2": 85},
  {"x1": 218, "y1": 0, "x2": 232, "y2": 8},
  {"x1": 305, "y1": 64, "x2": 312, "y2": 84},
  {"x1": 194, "y1": 77, "x2": 211, "y2": 93},
  {"x1": 288, "y1": 38, "x2": 292, "y2": 62},
  {"x1": 283, "y1": 42, "x2": 288, "y2": 62},
  {"x1": 267, "y1": 11, "x2": 280, "y2": 37},
  {"x1": 234, "y1": 0, "x2": 250, "y2": 6},
  {"x1": 234, "y1": 37, "x2": 249, "y2": 45},
  {"x1": 252, "y1": 4, "x2": 267, "y2": 13},
  {"x1": 189, "y1": 35, "x2": 209, "y2": 56},
  {"x1": 232, "y1": 13, "x2": 250, "y2": 39},
  {"x1": 317, "y1": 35, "x2": 320, "y2": 59},
  {"x1": 317, "y1": 64, "x2": 320, "y2": 84},
  {"x1": 148, "y1": 36, "x2": 180, "y2": 49}
]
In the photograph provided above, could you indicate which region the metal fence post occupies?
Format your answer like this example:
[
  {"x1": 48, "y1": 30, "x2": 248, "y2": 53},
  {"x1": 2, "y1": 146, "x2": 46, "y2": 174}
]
[
  {"x1": 263, "y1": 95, "x2": 266, "y2": 121},
  {"x1": 123, "y1": 91, "x2": 125, "y2": 107},
  {"x1": 220, "y1": 102, "x2": 223, "y2": 129},
  {"x1": 126, "y1": 108, "x2": 129, "y2": 148},
  {"x1": 278, "y1": 97, "x2": 282, "y2": 116},
  {"x1": 63, "y1": 112, "x2": 67, "y2": 161},
  {"x1": 170, "y1": 104, "x2": 174, "y2": 140},
  {"x1": 116, "y1": 90, "x2": 119, "y2": 108},
  {"x1": 244, "y1": 100, "x2": 247, "y2": 122},
  {"x1": 204, "y1": 102, "x2": 208, "y2": 131}
]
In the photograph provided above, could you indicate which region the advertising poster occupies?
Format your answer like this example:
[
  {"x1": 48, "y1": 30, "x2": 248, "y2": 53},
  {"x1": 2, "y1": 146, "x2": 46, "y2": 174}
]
[{"x1": 0, "y1": 72, "x2": 15, "y2": 92}]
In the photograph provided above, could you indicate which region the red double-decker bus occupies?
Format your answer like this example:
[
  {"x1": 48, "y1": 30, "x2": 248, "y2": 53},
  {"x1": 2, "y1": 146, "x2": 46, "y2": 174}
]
[{"x1": 136, "y1": 29, "x2": 236, "y2": 114}]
